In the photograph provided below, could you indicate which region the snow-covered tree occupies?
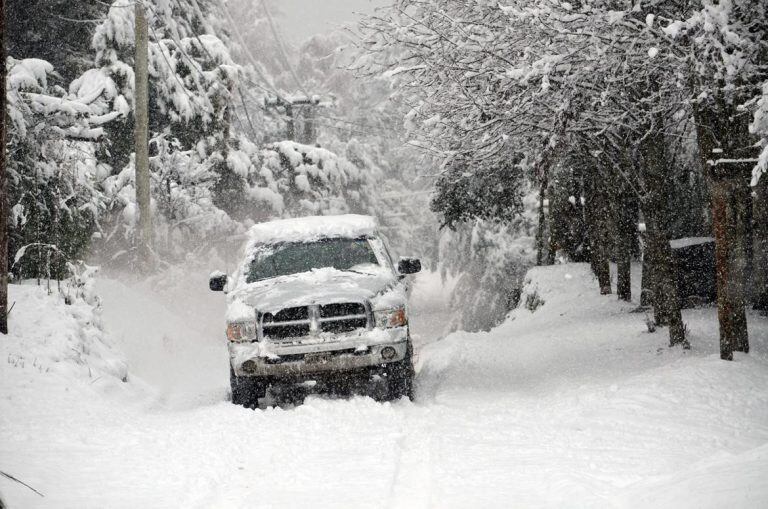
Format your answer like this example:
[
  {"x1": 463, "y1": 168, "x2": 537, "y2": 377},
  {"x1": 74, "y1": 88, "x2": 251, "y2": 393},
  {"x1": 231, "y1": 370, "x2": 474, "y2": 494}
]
[
  {"x1": 7, "y1": 1, "x2": 108, "y2": 82},
  {"x1": 6, "y1": 58, "x2": 117, "y2": 279},
  {"x1": 86, "y1": 0, "x2": 248, "y2": 265},
  {"x1": 357, "y1": 0, "x2": 768, "y2": 352}
]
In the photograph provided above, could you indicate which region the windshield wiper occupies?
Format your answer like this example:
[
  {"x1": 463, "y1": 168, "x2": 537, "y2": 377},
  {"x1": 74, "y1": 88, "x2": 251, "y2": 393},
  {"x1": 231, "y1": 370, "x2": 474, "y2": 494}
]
[{"x1": 341, "y1": 268, "x2": 376, "y2": 276}]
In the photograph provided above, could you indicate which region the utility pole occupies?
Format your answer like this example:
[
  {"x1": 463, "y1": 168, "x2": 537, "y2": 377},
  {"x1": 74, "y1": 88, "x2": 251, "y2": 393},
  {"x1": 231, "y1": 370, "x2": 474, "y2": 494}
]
[
  {"x1": 284, "y1": 102, "x2": 295, "y2": 141},
  {"x1": 0, "y1": 0, "x2": 8, "y2": 334},
  {"x1": 302, "y1": 103, "x2": 315, "y2": 145},
  {"x1": 134, "y1": 1, "x2": 152, "y2": 269},
  {"x1": 264, "y1": 95, "x2": 324, "y2": 143}
]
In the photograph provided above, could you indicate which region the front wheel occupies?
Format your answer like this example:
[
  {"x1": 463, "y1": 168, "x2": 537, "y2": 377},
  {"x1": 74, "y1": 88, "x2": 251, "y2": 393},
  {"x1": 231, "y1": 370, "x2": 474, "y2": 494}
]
[
  {"x1": 230, "y1": 367, "x2": 268, "y2": 408},
  {"x1": 380, "y1": 343, "x2": 414, "y2": 401}
]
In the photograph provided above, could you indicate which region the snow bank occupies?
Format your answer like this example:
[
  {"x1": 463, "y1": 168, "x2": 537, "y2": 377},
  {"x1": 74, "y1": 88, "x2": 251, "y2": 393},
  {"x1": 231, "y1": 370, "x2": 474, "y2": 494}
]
[
  {"x1": 244, "y1": 214, "x2": 378, "y2": 247},
  {"x1": 0, "y1": 283, "x2": 127, "y2": 383},
  {"x1": 418, "y1": 263, "x2": 768, "y2": 507}
]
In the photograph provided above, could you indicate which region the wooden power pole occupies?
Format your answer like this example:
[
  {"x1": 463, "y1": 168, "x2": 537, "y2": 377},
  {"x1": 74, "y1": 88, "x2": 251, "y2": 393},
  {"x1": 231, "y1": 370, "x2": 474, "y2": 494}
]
[
  {"x1": 134, "y1": 1, "x2": 152, "y2": 269},
  {"x1": 264, "y1": 95, "x2": 324, "y2": 144},
  {"x1": 0, "y1": 0, "x2": 8, "y2": 334}
]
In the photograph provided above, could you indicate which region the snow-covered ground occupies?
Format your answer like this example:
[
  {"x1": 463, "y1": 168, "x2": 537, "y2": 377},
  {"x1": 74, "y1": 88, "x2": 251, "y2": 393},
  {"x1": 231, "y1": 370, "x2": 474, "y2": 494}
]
[{"x1": 1, "y1": 264, "x2": 767, "y2": 508}]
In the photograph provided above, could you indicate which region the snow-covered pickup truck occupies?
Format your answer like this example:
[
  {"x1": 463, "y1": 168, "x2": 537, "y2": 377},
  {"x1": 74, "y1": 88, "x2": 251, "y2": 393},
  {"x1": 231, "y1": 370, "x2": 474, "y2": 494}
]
[{"x1": 209, "y1": 215, "x2": 421, "y2": 407}]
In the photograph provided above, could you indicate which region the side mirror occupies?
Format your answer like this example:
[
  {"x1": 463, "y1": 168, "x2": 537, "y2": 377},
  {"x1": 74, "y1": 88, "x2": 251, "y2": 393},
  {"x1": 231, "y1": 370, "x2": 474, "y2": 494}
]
[
  {"x1": 397, "y1": 257, "x2": 421, "y2": 275},
  {"x1": 209, "y1": 272, "x2": 228, "y2": 292}
]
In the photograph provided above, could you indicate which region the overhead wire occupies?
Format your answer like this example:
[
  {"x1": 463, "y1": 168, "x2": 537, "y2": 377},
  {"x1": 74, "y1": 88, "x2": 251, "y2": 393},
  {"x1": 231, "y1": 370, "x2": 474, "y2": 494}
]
[
  {"x1": 142, "y1": 1, "x2": 258, "y2": 142},
  {"x1": 147, "y1": 23, "x2": 196, "y2": 104},
  {"x1": 147, "y1": 0, "x2": 432, "y2": 155},
  {"x1": 260, "y1": 0, "x2": 311, "y2": 99},
  {"x1": 217, "y1": 0, "x2": 284, "y2": 101},
  {"x1": 313, "y1": 120, "x2": 444, "y2": 155}
]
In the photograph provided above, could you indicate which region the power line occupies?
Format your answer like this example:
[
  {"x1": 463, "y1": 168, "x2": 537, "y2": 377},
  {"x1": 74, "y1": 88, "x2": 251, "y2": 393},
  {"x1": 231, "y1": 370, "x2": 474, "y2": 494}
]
[
  {"x1": 144, "y1": 2, "x2": 256, "y2": 145},
  {"x1": 218, "y1": 0, "x2": 284, "y2": 101},
  {"x1": 260, "y1": 0, "x2": 310, "y2": 98},
  {"x1": 148, "y1": 24, "x2": 196, "y2": 103},
  {"x1": 313, "y1": 120, "x2": 443, "y2": 155},
  {"x1": 314, "y1": 112, "x2": 394, "y2": 133}
]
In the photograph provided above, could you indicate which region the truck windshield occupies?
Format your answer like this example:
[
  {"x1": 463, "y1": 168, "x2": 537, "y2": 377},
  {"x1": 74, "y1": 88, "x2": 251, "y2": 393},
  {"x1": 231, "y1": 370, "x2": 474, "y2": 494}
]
[{"x1": 246, "y1": 238, "x2": 379, "y2": 282}]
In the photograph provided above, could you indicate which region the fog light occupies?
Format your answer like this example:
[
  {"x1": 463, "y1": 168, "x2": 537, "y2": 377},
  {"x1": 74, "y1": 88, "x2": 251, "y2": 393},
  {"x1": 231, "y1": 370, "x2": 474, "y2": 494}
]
[
  {"x1": 242, "y1": 360, "x2": 257, "y2": 372},
  {"x1": 381, "y1": 346, "x2": 396, "y2": 360}
]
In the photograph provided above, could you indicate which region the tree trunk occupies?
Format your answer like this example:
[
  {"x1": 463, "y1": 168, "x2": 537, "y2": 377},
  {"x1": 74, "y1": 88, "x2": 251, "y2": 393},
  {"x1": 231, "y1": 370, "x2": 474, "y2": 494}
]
[
  {"x1": 536, "y1": 167, "x2": 548, "y2": 266},
  {"x1": 640, "y1": 226, "x2": 653, "y2": 307},
  {"x1": 584, "y1": 165, "x2": 611, "y2": 294},
  {"x1": 753, "y1": 177, "x2": 768, "y2": 314},
  {"x1": 709, "y1": 178, "x2": 750, "y2": 359},
  {"x1": 0, "y1": 0, "x2": 8, "y2": 334},
  {"x1": 615, "y1": 189, "x2": 636, "y2": 302},
  {"x1": 639, "y1": 118, "x2": 687, "y2": 347},
  {"x1": 693, "y1": 100, "x2": 752, "y2": 360},
  {"x1": 134, "y1": 2, "x2": 152, "y2": 270}
]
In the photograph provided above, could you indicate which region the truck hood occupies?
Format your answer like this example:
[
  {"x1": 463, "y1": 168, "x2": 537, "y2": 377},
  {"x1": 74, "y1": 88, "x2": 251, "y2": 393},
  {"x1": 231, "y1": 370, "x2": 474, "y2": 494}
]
[{"x1": 228, "y1": 267, "x2": 397, "y2": 314}]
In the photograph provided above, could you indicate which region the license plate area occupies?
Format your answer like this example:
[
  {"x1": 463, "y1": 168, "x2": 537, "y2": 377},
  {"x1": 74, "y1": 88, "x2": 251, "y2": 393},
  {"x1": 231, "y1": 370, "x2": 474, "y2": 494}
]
[{"x1": 304, "y1": 352, "x2": 332, "y2": 365}]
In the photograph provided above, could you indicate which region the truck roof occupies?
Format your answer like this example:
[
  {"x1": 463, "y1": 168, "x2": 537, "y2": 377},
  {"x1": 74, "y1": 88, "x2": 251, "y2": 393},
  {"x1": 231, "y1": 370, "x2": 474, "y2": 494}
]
[{"x1": 245, "y1": 214, "x2": 378, "y2": 248}]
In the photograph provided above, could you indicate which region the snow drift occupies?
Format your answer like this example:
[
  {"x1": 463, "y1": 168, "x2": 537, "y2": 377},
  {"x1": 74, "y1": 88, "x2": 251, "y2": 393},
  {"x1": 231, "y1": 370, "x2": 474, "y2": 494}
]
[{"x1": 1, "y1": 283, "x2": 127, "y2": 384}]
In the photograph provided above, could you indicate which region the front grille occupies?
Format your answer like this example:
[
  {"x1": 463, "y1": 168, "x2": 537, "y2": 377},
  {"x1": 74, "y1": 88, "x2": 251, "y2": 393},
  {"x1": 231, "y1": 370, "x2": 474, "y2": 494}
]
[
  {"x1": 262, "y1": 323, "x2": 311, "y2": 339},
  {"x1": 263, "y1": 307, "x2": 309, "y2": 323},
  {"x1": 320, "y1": 303, "x2": 366, "y2": 318},
  {"x1": 259, "y1": 302, "x2": 370, "y2": 340},
  {"x1": 262, "y1": 306, "x2": 312, "y2": 339},
  {"x1": 321, "y1": 317, "x2": 368, "y2": 334}
]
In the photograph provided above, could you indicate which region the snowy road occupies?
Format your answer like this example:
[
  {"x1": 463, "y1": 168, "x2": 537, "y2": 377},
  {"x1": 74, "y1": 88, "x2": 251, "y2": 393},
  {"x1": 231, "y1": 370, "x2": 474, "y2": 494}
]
[{"x1": 2, "y1": 265, "x2": 768, "y2": 508}]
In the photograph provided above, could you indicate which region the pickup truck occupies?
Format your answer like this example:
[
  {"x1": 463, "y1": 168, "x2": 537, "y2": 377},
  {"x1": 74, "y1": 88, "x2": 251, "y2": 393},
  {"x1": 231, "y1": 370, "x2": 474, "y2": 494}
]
[{"x1": 209, "y1": 214, "x2": 421, "y2": 407}]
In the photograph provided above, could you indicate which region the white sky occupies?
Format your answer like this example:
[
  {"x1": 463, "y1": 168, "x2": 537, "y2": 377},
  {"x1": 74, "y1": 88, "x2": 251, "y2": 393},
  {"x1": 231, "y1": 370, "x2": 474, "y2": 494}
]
[{"x1": 274, "y1": 0, "x2": 391, "y2": 45}]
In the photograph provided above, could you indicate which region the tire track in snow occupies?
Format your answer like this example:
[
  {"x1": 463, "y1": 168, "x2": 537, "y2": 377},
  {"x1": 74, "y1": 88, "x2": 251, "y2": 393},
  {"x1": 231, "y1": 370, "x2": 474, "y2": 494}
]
[{"x1": 383, "y1": 402, "x2": 437, "y2": 508}]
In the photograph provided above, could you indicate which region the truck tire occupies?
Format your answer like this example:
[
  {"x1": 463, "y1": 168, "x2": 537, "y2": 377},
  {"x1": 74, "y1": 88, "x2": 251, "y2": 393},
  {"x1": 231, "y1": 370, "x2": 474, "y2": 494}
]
[
  {"x1": 230, "y1": 367, "x2": 267, "y2": 408},
  {"x1": 381, "y1": 342, "x2": 414, "y2": 401}
]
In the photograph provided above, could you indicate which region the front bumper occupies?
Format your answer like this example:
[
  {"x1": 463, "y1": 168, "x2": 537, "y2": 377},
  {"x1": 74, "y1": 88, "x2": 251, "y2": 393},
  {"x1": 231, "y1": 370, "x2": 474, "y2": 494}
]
[{"x1": 229, "y1": 326, "x2": 408, "y2": 377}]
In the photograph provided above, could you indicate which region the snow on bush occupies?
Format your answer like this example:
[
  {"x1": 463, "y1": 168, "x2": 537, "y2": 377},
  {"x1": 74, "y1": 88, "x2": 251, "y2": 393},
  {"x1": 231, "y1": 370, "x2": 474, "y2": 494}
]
[{"x1": 1, "y1": 281, "x2": 128, "y2": 384}]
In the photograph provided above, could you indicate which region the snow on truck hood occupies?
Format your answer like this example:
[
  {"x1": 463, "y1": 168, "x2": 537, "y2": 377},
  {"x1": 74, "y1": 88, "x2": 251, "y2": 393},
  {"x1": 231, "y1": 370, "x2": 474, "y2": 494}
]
[{"x1": 227, "y1": 266, "x2": 401, "y2": 320}]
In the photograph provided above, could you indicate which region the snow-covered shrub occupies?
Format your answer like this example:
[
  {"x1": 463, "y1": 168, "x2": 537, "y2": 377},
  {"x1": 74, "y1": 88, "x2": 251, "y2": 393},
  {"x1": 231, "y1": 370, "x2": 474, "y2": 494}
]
[{"x1": 2, "y1": 283, "x2": 128, "y2": 383}]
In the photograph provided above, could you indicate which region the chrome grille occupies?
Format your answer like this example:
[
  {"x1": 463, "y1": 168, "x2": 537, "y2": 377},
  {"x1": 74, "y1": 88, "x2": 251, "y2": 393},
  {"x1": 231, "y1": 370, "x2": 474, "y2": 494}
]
[{"x1": 259, "y1": 302, "x2": 371, "y2": 340}]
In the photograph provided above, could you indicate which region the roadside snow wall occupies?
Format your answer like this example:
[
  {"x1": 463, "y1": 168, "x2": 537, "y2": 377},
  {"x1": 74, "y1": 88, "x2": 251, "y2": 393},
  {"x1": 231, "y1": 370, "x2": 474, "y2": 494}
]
[{"x1": 1, "y1": 283, "x2": 127, "y2": 383}]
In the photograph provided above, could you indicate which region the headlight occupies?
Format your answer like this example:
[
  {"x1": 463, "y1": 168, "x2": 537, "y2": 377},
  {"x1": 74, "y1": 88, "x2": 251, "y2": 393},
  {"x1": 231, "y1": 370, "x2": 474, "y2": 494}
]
[
  {"x1": 226, "y1": 322, "x2": 255, "y2": 342},
  {"x1": 375, "y1": 307, "x2": 407, "y2": 328}
]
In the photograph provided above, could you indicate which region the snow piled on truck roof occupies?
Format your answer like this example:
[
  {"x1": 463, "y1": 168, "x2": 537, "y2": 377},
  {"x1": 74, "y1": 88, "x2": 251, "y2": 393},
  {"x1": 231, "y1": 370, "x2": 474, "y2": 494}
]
[{"x1": 245, "y1": 214, "x2": 378, "y2": 246}]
